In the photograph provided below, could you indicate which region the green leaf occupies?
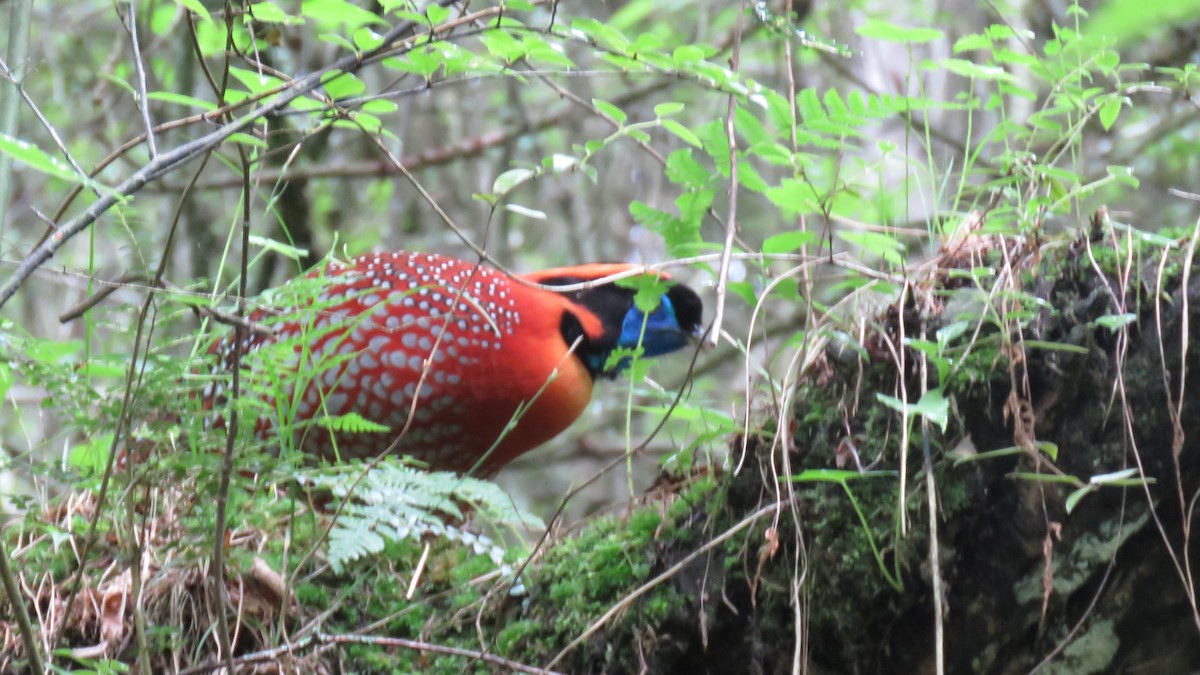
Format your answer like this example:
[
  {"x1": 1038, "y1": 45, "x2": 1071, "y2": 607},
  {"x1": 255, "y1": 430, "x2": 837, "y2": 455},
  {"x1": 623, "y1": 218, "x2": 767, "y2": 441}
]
[
  {"x1": 856, "y1": 19, "x2": 943, "y2": 43},
  {"x1": 1105, "y1": 165, "x2": 1139, "y2": 189},
  {"x1": 302, "y1": 0, "x2": 388, "y2": 29},
  {"x1": 837, "y1": 231, "x2": 905, "y2": 266},
  {"x1": 526, "y1": 41, "x2": 576, "y2": 68},
  {"x1": 227, "y1": 132, "x2": 268, "y2": 148},
  {"x1": 1065, "y1": 485, "x2": 1094, "y2": 514},
  {"x1": 1086, "y1": 0, "x2": 1200, "y2": 46},
  {"x1": 673, "y1": 45, "x2": 705, "y2": 65},
  {"x1": 148, "y1": 91, "x2": 217, "y2": 110},
  {"x1": 0, "y1": 364, "x2": 12, "y2": 402},
  {"x1": 654, "y1": 102, "x2": 685, "y2": 117},
  {"x1": 360, "y1": 99, "x2": 399, "y2": 115},
  {"x1": 929, "y1": 58, "x2": 1017, "y2": 83},
  {"x1": 505, "y1": 204, "x2": 547, "y2": 220},
  {"x1": 664, "y1": 149, "x2": 711, "y2": 188},
  {"x1": 1096, "y1": 49, "x2": 1121, "y2": 74},
  {"x1": 616, "y1": 274, "x2": 672, "y2": 316},
  {"x1": 493, "y1": 168, "x2": 533, "y2": 194},
  {"x1": 544, "y1": 153, "x2": 577, "y2": 172},
  {"x1": 734, "y1": 105, "x2": 770, "y2": 146},
  {"x1": 762, "y1": 230, "x2": 816, "y2": 255},
  {"x1": 1099, "y1": 97, "x2": 1123, "y2": 131},
  {"x1": 383, "y1": 50, "x2": 441, "y2": 79},
  {"x1": 80, "y1": 360, "x2": 127, "y2": 379},
  {"x1": 1022, "y1": 340, "x2": 1090, "y2": 355},
  {"x1": 953, "y1": 33, "x2": 992, "y2": 52},
  {"x1": 876, "y1": 389, "x2": 949, "y2": 431},
  {"x1": 661, "y1": 119, "x2": 702, "y2": 147},
  {"x1": 1067, "y1": 468, "x2": 1155, "y2": 513},
  {"x1": 1008, "y1": 472, "x2": 1083, "y2": 485},
  {"x1": 481, "y1": 30, "x2": 527, "y2": 63},
  {"x1": 312, "y1": 412, "x2": 390, "y2": 433},
  {"x1": 28, "y1": 339, "x2": 82, "y2": 362},
  {"x1": 952, "y1": 446, "x2": 1023, "y2": 466},
  {"x1": 249, "y1": 234, "x2": 309, "y2": 260},
  {"x1": 625, "y1": 127, "x2": 651, "y2": 143},
  {"x1": 322, "y1": 71, "x2": 366, "y2": 100},
  {"x1": 228, "y1": 66, "x2": 286, "y2": 94},
  {"x1": 592, "y1": 98, "x2": 627, "y2": 124},
  {"x1": 353, "y1": 27, "x2": 385, "y2": 51},
  {"x1": 175, "y1": 0, "x2": 212, "y2": 23},
  {"x1": 69, "y1": 432, "x2": 113, "y2": 474},
  {"x1": 936, "y1": 320, "x2": 970, "y2": 347},
  {"x1": 426, "y1": 4, "x2": 451, "y2": 25},
  {"x1": 765, "y1": 178, "x2": 819, "y2": 215},
  {"x1": 250, "y1": 1, "x2": 302, "y2": 24},
  {"x1": 787, "y1": 468, "x2": 899, "y2": 483},
  {"x1": 570, "y1": 17, "x2": 630, "y2": 53},
  {"x1": 1093, "y1": 312, "x2": 1136, "y2": 330},
  {"x1": 0, "y1": 133, "x2": 114, "y2": 194}
]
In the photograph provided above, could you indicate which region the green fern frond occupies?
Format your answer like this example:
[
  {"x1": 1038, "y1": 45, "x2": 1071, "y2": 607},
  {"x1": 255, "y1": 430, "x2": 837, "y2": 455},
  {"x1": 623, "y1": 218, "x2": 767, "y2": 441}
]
[
  {"x1": 310, "y1": 412, "x2": 390, "y2": 434},
  {"x1": 299, "y1": 461, "x2": 542, "y2": 575}
]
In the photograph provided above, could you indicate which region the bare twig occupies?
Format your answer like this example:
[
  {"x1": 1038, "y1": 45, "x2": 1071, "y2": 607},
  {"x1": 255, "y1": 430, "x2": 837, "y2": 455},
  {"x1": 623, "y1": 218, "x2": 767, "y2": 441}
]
[
  {"x1": 707, "y1": 0, "x2": 745, "y2": 348},
  {"x1": 921, "y1": 419, "x2": 945, "y2": 675},
  {"x1": 545, "y1": 498, "x2": 792, "y2": 670},
  {"x1": 0, "y1": 537, "x2": 44, "y2": 674},
  {"x1": 121, "y1": 2, "x2": 157, "y2": 158},
  {"x1": 208, "y1": 4, "x2": 253, "y2": 669},
  {"x1": 0, "y1": 0, "x2": 34, "y2": 258},
  {"x1": 190, "y1": 79, "x2": 673, "y2": 190},
  {"x1": 177, "y1": 630, "x2": 563, "y2": 675},
  {"x1": 0, "y1": 12, "x2": 38, "y2": 672}
]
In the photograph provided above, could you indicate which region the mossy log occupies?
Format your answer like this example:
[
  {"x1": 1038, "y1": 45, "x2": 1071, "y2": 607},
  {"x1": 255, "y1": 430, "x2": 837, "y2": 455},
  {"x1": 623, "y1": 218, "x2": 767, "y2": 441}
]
[{"x1": 522, "y1": 229, "x2": 1200, "y2": 674}]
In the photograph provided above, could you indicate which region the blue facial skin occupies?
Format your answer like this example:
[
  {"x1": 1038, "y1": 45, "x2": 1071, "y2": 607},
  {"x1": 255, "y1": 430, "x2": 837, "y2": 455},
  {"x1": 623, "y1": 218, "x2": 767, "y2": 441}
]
[
  {"x1": 586, "y1": 295, "x2": 696, "y2": 375},
  {"x1": 618, "y1": 295, "x2": 692, "y2": 356}
]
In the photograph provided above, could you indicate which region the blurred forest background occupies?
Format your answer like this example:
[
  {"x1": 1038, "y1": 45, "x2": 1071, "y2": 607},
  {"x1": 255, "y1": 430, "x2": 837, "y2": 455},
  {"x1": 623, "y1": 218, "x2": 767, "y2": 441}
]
[{"x1": 3, "y1": 0, "x2": 1200, "y2": 672}]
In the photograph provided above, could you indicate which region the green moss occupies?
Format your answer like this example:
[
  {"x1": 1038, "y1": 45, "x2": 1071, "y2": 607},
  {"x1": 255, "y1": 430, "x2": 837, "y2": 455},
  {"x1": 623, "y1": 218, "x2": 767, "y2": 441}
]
[
  {"x1": 482, "y1": 477, "x2": 722, "y2": 671},
  {"x1": 495, "y1": 618, "x2": 540, "y2": 654},
  {"x1": 1042, "y1": 619, "x2": 1119, "y2": 675},
  {"x1": 295, "y1": 582, "x2": 329, "y2": 610},
  {"x1": 627, "y1": 507, "x2": 663, "y2": 539},
  {"x1": 1016, "y1": 506, "x2": 1151, "y2": 606}
]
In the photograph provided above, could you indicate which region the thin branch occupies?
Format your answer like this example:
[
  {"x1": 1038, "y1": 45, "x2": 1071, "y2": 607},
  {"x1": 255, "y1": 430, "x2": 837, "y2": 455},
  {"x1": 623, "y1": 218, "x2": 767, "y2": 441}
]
[
  {"x1": 707, "y1": 0, "x2": 745, "y2": 348},
  {"x1": 0, "y1": 537, "x2": 44, "y2": 674},
  {"x1": 545, "y1": 498, "x2": 793, "y2": 670},
  {"x1": 0, "y1": 0, "x2": 34, "y2": 258},
  {"x1": 177, "y1": 630, "x2": 563, "y2": 675},
  {"x1": 187, "y1": 77, "x2": 673, "y2": 191},
  {"x1": 121, "y1": 1, "x2": 157, "y2": 158},
  {"x1": 921, "y1": 421, "x2": 945, "y2": 675},
  {"x1": 209, "y1": 3, "x2": 254, "y2": 668}
]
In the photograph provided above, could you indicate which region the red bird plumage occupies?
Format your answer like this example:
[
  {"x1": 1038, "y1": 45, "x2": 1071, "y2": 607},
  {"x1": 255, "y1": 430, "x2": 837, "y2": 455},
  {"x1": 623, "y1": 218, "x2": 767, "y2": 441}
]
[{"x1": 210, "y1": 252, "x2": 702, "y2": 475}]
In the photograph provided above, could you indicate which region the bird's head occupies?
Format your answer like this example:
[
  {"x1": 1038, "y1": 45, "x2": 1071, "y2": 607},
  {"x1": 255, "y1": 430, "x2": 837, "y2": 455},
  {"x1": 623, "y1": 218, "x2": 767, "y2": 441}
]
[{"x1": 523, "y1": 264, "x2": 704, "y2": 379}]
